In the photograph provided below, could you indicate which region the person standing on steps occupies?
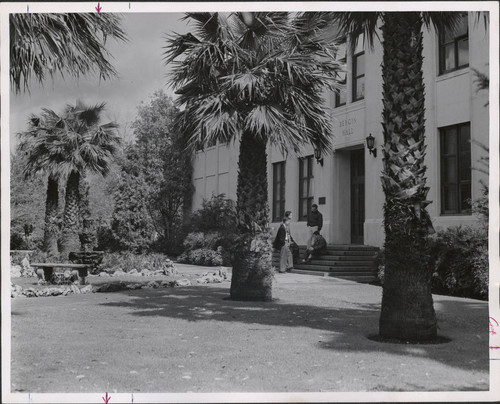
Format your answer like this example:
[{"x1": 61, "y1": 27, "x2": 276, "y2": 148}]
[
  {"x1": 273, "y1": 211, "x2": 295, "y2": 273},
  {"x1": 306, "y1": 203, "x2": 323, "y2": 249}
]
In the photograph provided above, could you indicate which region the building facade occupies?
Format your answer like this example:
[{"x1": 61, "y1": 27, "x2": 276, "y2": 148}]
[{"x1": 191, "y1": 14, "x2": 490, "y2": 247}]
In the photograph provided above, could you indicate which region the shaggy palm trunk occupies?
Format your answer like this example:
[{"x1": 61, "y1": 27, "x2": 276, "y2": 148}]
[
  {"x1": 61, "y1": 171, "x2": 81, "y2": 258},
  {"x1": 43, "y1": 174, "x2": 60, "y2": 258},
  {"x1": 230, "y1": 130, "x2": 273, "y2": 301},
  {"x1": 379, "y1": 13, "x2": 437, "y2": 341}
]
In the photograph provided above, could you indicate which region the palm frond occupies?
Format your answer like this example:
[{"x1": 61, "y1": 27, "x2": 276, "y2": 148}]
[{"x1": 10, "y1": 13, "x2": 128, "y2": 93}]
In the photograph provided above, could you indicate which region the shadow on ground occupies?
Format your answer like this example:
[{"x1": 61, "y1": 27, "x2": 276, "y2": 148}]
[{"x1": 100, "y1": 284, "x2": 489, "y2": 374}]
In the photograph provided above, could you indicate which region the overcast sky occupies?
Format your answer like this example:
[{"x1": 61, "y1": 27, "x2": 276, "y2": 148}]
[{"x1": 9, "y1": 13, "x2": 190, "y2": 149}]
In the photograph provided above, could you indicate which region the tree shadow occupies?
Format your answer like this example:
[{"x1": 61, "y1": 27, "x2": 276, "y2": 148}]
[{"x1": 100, "y1": 284, "x2": 489, "y2": 374}]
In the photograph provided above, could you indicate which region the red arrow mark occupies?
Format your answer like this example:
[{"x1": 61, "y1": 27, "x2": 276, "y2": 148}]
[
  {"x1": 102, "y1": 392, "x2": 111, "y2": 403},
  {"x1": 95, "y1": 2, "x2": 102, "y2": 13}
]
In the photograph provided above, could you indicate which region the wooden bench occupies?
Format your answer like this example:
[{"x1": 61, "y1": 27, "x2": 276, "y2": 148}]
[{"x1": 31, "y1": 263, "x2": 91, "y2": 285}]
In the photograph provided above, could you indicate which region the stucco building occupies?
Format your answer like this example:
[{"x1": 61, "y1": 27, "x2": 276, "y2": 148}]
[{"x1": 191, "y1": 13, "x2": 490, "y2": 247}]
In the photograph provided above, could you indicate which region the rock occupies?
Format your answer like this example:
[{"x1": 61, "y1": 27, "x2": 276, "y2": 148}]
[
  {"x1": 125, "y1": 283, "x2": 143, "y2": 290},
  {"x1": 176, "y1": 278, "x2": 192, "y2": 287},
  {"x1": 48, "y1": 288, "x2": 63, "y2": 296},
  {"x1": 129, "y1": 269, "x2": 139, "y2": 275},
  {"x1": 160, "y1": 280, "x2": 171, "y2": 287},
  {"x1": 141, "y1": 269, "x2": 151, "y2": 277},
  {"x1": 99, "y1": 272, "x2": 111, "y2": 277},
  {"x1": 150, "y1": 270, "x2": 165, "y2": 277},
  {"x1": 218, "y1": 267, "x2": 229, "y2": 279},
  {"x1": 22, "y1": 288, "x2": 37, "y2": 297},
  {"x1": 11, "y1": 265, "x2": 22, "y2": 278},
  {"x1": 37, "y1": 279, "x2": 47, "y2": 285},
  {"x1": 80, "y1": 285, "x2": 93, "y2": 294},
  {"x1": 11, "y1": 284, "x2": 23, "y2": 298},
  {"x1": 113, "y1": 270, "x2": 127, "y2": 277},
  {"x1": 71, "y1": 285, "x2": 81, "y2": 294},
  {"x1": 63, "y1": 288, "x2": 72, "y2": 296},
  {"x1": 146, "y1": 281, "x2": 160, "y2": 288}
]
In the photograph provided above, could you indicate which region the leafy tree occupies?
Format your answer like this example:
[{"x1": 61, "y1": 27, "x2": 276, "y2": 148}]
[
  {"x1": 10, "y1": 13, "x2": 127, "y2": 93},
  {"x1": 131, "y1": 90, "x2": 193, "y2": 253},
  {"x1": 10, "y1": 152, "x2": 46, "y2": 249},
  {"x1": 331, "y1": 11, "x2": 487, "y2": 341},
  {"x1": 165, "y1": 12, "x2": 343, "y2": 301},
  {"x1": 109, "y1": 146, "x2": 156, "y2": 253}
]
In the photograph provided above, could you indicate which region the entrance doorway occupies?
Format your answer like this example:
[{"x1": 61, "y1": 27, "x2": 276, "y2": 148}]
[{"x1": 350, "y1": 149, "x2": 365, "y2": 244}]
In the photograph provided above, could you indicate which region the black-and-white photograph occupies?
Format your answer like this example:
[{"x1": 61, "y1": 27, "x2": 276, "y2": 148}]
[{"x1": 2, "y1": 1, "x2": 499, "y2": 403}]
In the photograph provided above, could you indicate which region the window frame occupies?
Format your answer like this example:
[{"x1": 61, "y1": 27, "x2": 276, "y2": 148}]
[
  {"x1": 352, "y1": 51, "x2": 365, "y2": 102},
  {"x1": 440, "y1": 122, "x2": 472, "y2": 215},
  {"x1": 272, "y1": 161, "x2": 286, "y2": 222},
  {"x1": 334, "y1": 57, "x2": 347, "y2": 107},
  {"x1": 438, "y1": 16, "x2": 469, "y2": 75},
  {"x1": 298, "y1": 155, "x2": 314, "y2": 221}
]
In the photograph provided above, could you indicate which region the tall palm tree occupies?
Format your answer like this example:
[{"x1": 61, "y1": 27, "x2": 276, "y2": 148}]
[
  {"x1": 331, "y1": 11, "x2": 477, "y2": 341},
  {"x1": 165, "y1": 12, "x2": 343, "y2": 301},
  {"x1": 18, "y1": 118, "x2": 63, "y2": 259},
  {"x1": 57, "y1": 102, "x2": 121, "y2": 257},
  {"x1": 20, "y1": 102, "x2": 121, "y2": 258},
  {"x1": 10, "y1": 13, "x2": 127, "y2": 93}
]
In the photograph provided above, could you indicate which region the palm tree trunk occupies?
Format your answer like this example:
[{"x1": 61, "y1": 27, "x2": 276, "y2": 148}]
[
  {"x1": 379, "y1": 12, "x2": 437, "y2": 341},
  {"x1": 61, "y1": 171, "x2": 81, "y2": 258},
  {"x1": 230, "y1": 130, "x2": 273, "y2": 301},
  {"x1": 43, "y1": 174, "x2": 59, "y2": 259}
]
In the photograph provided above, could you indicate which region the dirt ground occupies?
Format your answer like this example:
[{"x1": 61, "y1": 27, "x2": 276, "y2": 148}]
[{"x1": 8, "y1": 266, "x2": 490, "y2": 396}]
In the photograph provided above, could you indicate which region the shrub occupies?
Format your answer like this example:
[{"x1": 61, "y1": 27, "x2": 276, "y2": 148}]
[
  {"x1": 10, "y1": 232, "x2": 28, "y2": 250},
  {"x1": 429, "y1": 225, "x2": 488, "y2": 300},
  {"x1": 188, "y1": 194, "x2": 237, "y2": 232},
  {"x1": 177, "y1": 248, "x2": 223, "y2": 267},
  {"x1": 99, "y1": 251, "x2": 175, "y2": 273},
  {"x1": 179, "y1": 194, "x2": 238, "y2": 266}
]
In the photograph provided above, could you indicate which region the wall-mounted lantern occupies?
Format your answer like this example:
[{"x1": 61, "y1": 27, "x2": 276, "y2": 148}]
[
  {"x1": 366, "y1": 133, "x2": 377, "y2": 158},
  {"x1": 314, "y1": 148, "x2": 324, "y2": 166}
]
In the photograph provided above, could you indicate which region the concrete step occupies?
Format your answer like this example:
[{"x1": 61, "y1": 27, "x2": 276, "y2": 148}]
[
  {"x1": 308, "y1": 256, "x2": 376, "y2": 262},
  {"x1": 294, "y1": 263, "x2": 376, "y2": 272},
  {"x1": 290, "y1": 269, "x2": 376, "y2": 283}
]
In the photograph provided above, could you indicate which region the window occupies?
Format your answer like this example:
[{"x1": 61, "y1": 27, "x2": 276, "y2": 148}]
[
  {"x1": 439, "y1": 14, "x2": 469, "y2": 74},
  {"x1": 352, "y1": 51, "x2": 365, "y2": 101},
  {"x1": 440, "y1": 122, "x2": 471, "y2": 214},
  {"x1": 298, "y1": 156, "x2": 314, "y2": 221},
  {"x1": 334, "y1": 44, "x2": 347, "y2": 107},
  {"x1": 272, "y1": 162, "x2": 286, "y2": 222}
]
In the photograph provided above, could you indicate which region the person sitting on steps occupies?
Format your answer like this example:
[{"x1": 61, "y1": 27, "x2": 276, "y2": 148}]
[{"x1": 302, "y1": 231, "x2": 326, "y2": 263}]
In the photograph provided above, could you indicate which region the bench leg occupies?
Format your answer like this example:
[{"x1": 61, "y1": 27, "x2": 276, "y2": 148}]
[
  {"x1": 43, "y1": 267, "x2": 54, "y2": 283},
  {"x1": 77, "y1": 268, "x2": 88, "y2": 285}
]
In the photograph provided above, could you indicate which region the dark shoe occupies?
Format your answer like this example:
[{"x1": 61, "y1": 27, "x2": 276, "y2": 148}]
[{"x1": 286, "y1": 267, "x2": 293, "y2": 273}]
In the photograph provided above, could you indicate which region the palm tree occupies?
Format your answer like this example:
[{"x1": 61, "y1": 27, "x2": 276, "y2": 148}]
[
  {"x1": 19, "y1": 114, "x2": 66, "y2": 259},
  {"x1": 331, "y1": 11, "x2": 480, "y2": 341},
  {"x1": 57, "y1": 102, "x2": 121, "y2": 257},
  {"x1": 165, "y1": 12, "x2": 343, "y2": 301},
  {"x1": 10, "y1": 13, "x2": 127, "y2": 93},
  {"x1": 20, "y1": 102, "x2": 121, "y2": 258}
]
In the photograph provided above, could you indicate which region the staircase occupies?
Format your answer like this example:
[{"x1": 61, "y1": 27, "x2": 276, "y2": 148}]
[{"x1": 272, "y1": 244, "x2": 379, "y2": 283}]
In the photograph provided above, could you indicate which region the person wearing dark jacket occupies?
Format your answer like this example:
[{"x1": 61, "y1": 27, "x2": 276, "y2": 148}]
[
  {"x1": 306, "y1": 204, "x2": 323, "y2": 249},
  {"x1": 303, "y1": 231, "x2": 327, "y2": 263},
  {"x1": 273, "y1": 212, "x2": 295, "y2": 273}
]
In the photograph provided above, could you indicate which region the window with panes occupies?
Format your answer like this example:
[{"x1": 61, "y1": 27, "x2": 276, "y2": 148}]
[
  {"x1": 440, "y1": 122, "x2": 471, "y2": 214},
  {"x1": 298, "y1": 156, "x2": 314, "y2": 221},
  {"x1": 272, "y1": 162, "x2": 286, "y2": 222},
  {"x1": 334, "y1": 43, "x2": 347, "y2": 107},
  {"x1": 352, "y1": 40, "x2": 365, "y2": 101},
  {"x1": 439, "y1": 14, "x2": 469, "y2": 75}
]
